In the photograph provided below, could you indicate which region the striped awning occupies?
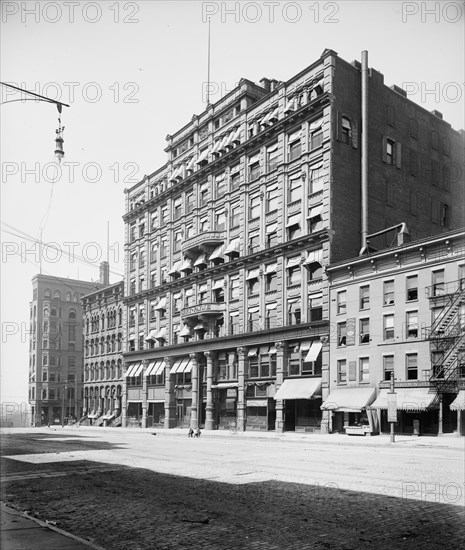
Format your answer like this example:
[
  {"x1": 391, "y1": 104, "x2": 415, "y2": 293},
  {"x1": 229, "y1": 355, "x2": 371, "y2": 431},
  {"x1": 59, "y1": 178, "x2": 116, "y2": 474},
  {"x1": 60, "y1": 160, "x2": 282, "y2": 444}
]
[
  {"x1": 304, "y1": 342, "x2": 322, "y2": 362},
  {"x1": 321, "y1": 387, "x2": 376, "y2": 412},
  {"x1": 125, "y1": 362, "x2": 143, "y2": 378},
  {"x1": 170, "y1": 357, "x2": 192, "y2": 374},
  {"x1": 450, "y1": 390, "x2": 465, "y2": 411},
  {"x1": 370, "y1": 388, "x2": 438, "y2": 411},
  {"x1": 145, "y1": 359, "x2": 165, "y2": 377},
  {"x1": 274, "y1": 378, "x2": 322, "y2": 400}
]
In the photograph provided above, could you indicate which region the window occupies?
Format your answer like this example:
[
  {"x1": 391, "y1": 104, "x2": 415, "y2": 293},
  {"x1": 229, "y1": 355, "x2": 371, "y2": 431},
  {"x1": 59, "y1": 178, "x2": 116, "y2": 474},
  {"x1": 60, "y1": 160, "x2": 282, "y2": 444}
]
[
  {"x1": 151, "y1": 211, "x2": 158, "y2": 231},
  {"x1": 249, "y1": 155, "x2": 260, "y2": 180},
  {"x1": 200, "y1": 217, "x2": 209, "y2": 233},
  {"x1": 266, "y1": 224, "x2": 278, "y2": 248},
  {"x1": 199, "y1": 183, "x2": 208, "y2": 206},
  {"x1": 267, "y1": 143, "x2": 279, "y2": 172},
  {"x1": 406, "y1": 353, "x2": 418, "y2": 380},
  {"x1": 215, "y1": 173, "x2": 227, "y2": 198},
  {"x1": 337, "y1": 291, "x2": 346, "y2": 314},
  {"x1": 229, "y1": 312, "x2": 240, "y2": 335},
  {"x1": 386, "y1": 138, "x2": 395, "y2": 165},
  {"x1": 160, "y1": 237, "x2": 167, "y2": 258},
  {"x1": 248, "y1": 275, "x2": 260, "y2": 296},
  {"x1": 309, "y1": 164, "x2": 324, "y2": 194},
  {"x1": 310, "y1": 120, "x2": 323, "y2": 149},
  {"x1": 383, "y1": 280, "x2": 394, "y2": 305},
  {"x1": 359, "y1": 358, "x2": 369, "y2": 383},
  {"x1": 130, "y1": 224, "x2": 136, "y2": 242},
  {"x1": 266, "y1": 184, "x2": 279, "y2": 213},
  {"x1": 359, "y1": 318, "x2": 370, "y2": 344},
  {"x1": 265, "y1": 268, "x2": 277, "y2": 292},
  {"x1": 198, "y1": 283, "x2": 208, "y2": 304},
  {"x1": 337, "y1": 360, "x2": 347, "y2": 384},
  {"x1": 287, "y1": 218, "x2": 301, "y2": 240},
  {"x1": 307, "y1": 205, "x2": 323, "y2": 233},
  {"x1": 432, "y1": 269, "x2": 445, "y2": 296},
  {"x1": 173, "y1": 294, "x2": 182, "y2": 314},
  {"x1": 383, "y1": 355, "x2": 394, "y2": 381},
  {"x1": 308, "y1": 293, "x2": 323, "y2": 322},
  {"x1": 265, "y1": 304, "x2": 277, "y2": 329},
  {"x1": 173, "y1": 231, "x2": 182, "y2": 252},
  {"x1": 288, "y1": 300, "x2": 301, "y2": 325},
  {"x1": 130, "y1": 252, "x2": 137, "y2": 271},
  {"x1": 230, "y1": 165, "x2": 241, "y2": 190},
  {"x1": 287, "y1": 265, "x2": 301, "y2": 287},
  {"x1": 406, "y1": 275, "x2": 418, "y2": 301},
  {"x1": 215, "y1": 211, "x2": 226, "y2": 231},
  {"x1": 307, "y1": 261, "x2": 323, "y2": 282},
  {"x1": 173, "y1": 197, "x2": 182, "y2": 220},
  {"x1": 337, "y1": 322, "x2": 347, "y2": 346},
  {"x1": 432, "y1": 201, "x2": 450, "y2": 227},
  {"x1": 341, "y1": 116, "x2": 351, "y2": 144},
  {"x1": 406, "y1": 311, "x2": 418, "y2": 339},
  {"x1": 384, "y1": 315, "x2": 394, "y2": 340},
  {"x1": 186, "y1": 192, "x2": 195, "y2": 214},
  {"x1": 248, "y1": 308, "x2": 260, "y2": 331},
  {"x1": 288, "y1": 133, "x2": 302, "y2": 161},
  {"x1": 288, "y1": 173, "x2": 302, "y2": 203},
  {"x1": 360, "y1": 286, "x2": 370, "y2": 309},
  {"x1": 230, "y1": 204, "x2": 240, "y2": 227},
  {"x1": 229, "y1": 275, "x2": 240, "y2": 300},
  {"x1": 249, "y1": 195, "x2": 261, "y2": 220},
  {"x1": 248, "y1": 232, "x2": 260, "y2": 255},
  {"x1": 130, "y1": 278, "x2": 136, "y2": 295}
]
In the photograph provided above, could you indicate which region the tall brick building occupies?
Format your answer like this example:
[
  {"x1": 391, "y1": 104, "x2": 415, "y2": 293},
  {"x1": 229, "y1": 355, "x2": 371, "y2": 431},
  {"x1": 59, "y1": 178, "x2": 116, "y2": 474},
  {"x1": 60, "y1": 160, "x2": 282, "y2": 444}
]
[{"x1": 122, "y1": 48, "x2": 464, "y2": 432}]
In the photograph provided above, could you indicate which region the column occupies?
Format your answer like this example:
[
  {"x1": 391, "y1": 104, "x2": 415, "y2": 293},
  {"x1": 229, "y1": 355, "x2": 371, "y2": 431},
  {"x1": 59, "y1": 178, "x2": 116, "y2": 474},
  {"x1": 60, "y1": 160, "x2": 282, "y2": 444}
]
[
  {"x1": 190, "y1": 353, "x2": 199, "y2": 430},
  {"x1": 457, "y1": 410, "x2": 462, "y2": 436},
  {"x1": 204, "y1": 351, "x2": 215, "y2": 430},
  {"x1": 319, "y1": 336, "x2": 331, "y2": 434},
  {"x1": 164, "y1": 357, "x2": 176, "y2": 428},
  {"x1": 141, "y1": 359, "x2": 149, "y2": 428},
  {"x1": 438, "y1": 394, "x2": 443, "y2": 435},
  {"x1": 237, "y1": 347, "x2": 247, "y2": 431},
  {"x1": 122, "y1": 366, "x2": 128, "y2": 427},
  {"x1": 274, "y1": 341, "x2": 285, "y2": 433}
]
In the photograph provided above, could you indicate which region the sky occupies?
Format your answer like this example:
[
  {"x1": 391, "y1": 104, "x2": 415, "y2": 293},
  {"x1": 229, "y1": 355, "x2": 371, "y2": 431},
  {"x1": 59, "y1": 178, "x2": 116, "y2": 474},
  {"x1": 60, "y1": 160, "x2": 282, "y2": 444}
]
[{"x1": 1, "y1": 0, "x2": 464, "y2": 405}]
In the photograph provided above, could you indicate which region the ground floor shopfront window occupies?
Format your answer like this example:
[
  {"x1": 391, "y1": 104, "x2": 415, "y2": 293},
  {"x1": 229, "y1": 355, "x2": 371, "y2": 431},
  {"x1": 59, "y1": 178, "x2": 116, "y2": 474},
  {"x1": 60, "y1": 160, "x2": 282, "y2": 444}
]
[
  {"x1": 284, "y1": 398, "x2": 322, "y2": 432},
  {"x1": 147, "y1": 402, "x2": 165, "y2": 427},
  {"x1": 379, "y1": 409, "x2": 441, "y2": 435},
  {"x1": 127, "y1": 402, "x2": 142, "y2": 427},
  {"x1": 217, "y1": 388, "x2": 237, "y2": 429},
  {"x1": 176, "y1": 398, "x2": 192, "y2": 428},
  {"x1": 246, "y1": 399, "x2": 276, "y2": 431}
]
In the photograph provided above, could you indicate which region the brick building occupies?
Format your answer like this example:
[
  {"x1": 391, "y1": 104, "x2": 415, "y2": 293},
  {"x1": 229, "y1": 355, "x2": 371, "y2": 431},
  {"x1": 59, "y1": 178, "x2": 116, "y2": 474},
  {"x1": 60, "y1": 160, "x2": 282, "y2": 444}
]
[
  {"x1": 325, "y1": 229, "x2": 465, "y2": 436},
  {"x1": 122, "y1": 48, "x2": 464, "y2": 432},
  {"x1": 28, "y1": 274, "x2": 101, "y2": 426},
  {"x1": 81, "y1": 263, "x2": 125, "y2": 427}
]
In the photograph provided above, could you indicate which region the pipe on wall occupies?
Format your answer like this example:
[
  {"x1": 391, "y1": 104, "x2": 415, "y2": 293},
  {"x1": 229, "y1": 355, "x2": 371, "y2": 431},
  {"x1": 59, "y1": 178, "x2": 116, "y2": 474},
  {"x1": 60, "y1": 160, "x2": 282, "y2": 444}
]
[{"x1": 360, "y1": 50, "x2": 369, "y2": 256}]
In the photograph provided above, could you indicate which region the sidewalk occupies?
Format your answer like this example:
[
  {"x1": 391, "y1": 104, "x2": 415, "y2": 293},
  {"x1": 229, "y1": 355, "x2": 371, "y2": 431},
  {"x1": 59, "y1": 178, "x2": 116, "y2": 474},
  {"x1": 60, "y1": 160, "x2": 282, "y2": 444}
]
[
  {"x1": 1, "y1": 503, "x2": 106, "y2": 550},
  {"x1": 4, "y1": 425, "x2": 464, "y2": 450}
]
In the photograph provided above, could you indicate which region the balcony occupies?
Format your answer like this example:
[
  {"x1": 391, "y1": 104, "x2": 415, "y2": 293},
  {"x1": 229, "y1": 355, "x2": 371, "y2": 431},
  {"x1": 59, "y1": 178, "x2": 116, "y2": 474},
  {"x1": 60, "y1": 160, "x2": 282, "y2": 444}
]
[
  {"x1": 425, "y1": 279, "x2": 463, "y2": 299},
  {"x1": 182, "y1": 231, "x2": 226, "y2": 255},
  {"x1": 181, "y1": 302, "x2": 226, "y2": 321}
]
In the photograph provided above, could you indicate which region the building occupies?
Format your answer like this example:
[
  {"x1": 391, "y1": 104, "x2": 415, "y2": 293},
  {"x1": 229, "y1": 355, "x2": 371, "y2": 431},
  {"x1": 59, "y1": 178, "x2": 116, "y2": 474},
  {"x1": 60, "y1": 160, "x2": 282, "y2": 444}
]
[
  {"x1": 28, "y1": 274, "x2": 101, "y2": 426},
  {"x1": 325, "y1": 229, "x2": 465, "y2": 436},
  {"x1": 122, "y1": 48, "x2": 464, "y2": 432},
  {"x1": 81, "y1": 263, "x2": 125, "y2": 426}
]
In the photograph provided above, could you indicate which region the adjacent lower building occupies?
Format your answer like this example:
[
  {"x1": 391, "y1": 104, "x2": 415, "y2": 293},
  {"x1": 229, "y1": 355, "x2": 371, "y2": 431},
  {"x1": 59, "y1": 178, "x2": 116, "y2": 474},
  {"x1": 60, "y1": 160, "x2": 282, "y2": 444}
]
[
  {"x1": 28, "y1": 274, "x2": 102, "y2": 426},
  {"x1": 81, "y1": 266, "x2": 125, "y2": 427},
  {"x1": 325, "y1": 229, "x2": 465, "y2": 436},
  {"x1": 121, "y1": 48, "x2": 464, "y2": 432}
]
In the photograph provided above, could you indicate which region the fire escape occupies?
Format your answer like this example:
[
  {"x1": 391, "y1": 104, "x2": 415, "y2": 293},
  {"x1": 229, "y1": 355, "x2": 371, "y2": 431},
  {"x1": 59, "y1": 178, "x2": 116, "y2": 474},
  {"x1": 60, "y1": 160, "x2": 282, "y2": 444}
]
[{"x1": 425, "y1": 280, "x2": 465, "y2": 394}]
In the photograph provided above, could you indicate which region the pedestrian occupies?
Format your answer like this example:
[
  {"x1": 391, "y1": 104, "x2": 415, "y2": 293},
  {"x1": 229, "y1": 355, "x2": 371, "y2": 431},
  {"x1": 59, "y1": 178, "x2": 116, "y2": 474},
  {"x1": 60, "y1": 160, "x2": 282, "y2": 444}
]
[
  {"x1": 188, "y1": 427, "x2": 194, "y2": 437},
  {"x1": 195, "y1": 427, "x2": 201, "y2": 438}
]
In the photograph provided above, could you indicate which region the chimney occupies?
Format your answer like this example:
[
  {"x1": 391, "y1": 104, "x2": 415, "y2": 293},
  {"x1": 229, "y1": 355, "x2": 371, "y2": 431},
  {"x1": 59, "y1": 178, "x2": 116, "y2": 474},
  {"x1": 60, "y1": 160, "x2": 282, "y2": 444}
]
[
  {"x1": 99, "y1": 261, "x2": 110, "y2": 286},
  {"x1": 269, "y1": 79, "x2": 278, "y2": 92},
  {"x1": 431, "y1": 110, "x2": 443, "y2": 119},
  {"x1": 260, "y1": 78, "x2": 271, "y2": 93}
]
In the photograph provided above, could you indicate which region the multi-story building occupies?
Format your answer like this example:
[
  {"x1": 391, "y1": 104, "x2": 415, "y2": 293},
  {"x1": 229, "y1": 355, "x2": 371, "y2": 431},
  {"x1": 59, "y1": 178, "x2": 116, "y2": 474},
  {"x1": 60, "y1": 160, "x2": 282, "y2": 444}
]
[
  {"x1": 325, "y1": 229, "x2": 465, "y2": 436},
  {"x1": 81, "y1": 263, "x2": 124, "y2": 426},
  {"x1": 28, "y1": 274, "x2": 101, "y2": 426},
  {"x1": 122, "y1": 48, "x2": 464, "y2": 432}
]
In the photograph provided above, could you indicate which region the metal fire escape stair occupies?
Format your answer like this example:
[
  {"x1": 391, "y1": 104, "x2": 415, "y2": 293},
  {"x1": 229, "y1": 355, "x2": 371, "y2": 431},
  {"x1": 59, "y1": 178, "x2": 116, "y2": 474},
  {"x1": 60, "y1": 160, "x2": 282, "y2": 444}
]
[{"x1": 427, "y1": 283, "x2": 465, "y2": 393}]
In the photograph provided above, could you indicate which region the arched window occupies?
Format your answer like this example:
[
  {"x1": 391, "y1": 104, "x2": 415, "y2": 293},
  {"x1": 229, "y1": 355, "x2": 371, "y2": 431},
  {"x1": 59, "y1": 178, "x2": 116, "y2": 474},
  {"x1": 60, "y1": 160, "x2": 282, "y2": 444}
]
[
  {"x1": 101, "y1": 314, "x2": 105, "y2": 330},
  {"x1": 117, "y1": 334, "x2": 122, "y2": 352},
  {"x1": 69, "y1": 309, "x2": 76, "y2": 320},
  {"x1": 54, "y1": 290, "x2": 61, "y2": 299},
  {"x1": 44, "y1": 289, "x2": 51, "y2": 298},
  {"x1": 100, "y1": 338, "x2": 105, "y2": 354},
  {"x1": 117, "y1": 359, "x2": 122, "y2": 378},
  {"x1": 118, "y1": 309, "x2": 122, "y2": 326},
  {"x1": 43, "y1": 307, "x2": 49, "y2": 317},
  {"x1": 73, "y1": 293, "x2": 79, "y2": 302},
  {"x1": 66, "y1": 292, "x2": 72, "y2": 301},
  {"x1": 50, "y1": 308, "x2": 57, "y2": 317},
  {"x1": 106, "y1": 336, "x2": 111, "y2": 353},
  {"x1": 341, "y1": 116, "x2": 352, "y2": 144}
]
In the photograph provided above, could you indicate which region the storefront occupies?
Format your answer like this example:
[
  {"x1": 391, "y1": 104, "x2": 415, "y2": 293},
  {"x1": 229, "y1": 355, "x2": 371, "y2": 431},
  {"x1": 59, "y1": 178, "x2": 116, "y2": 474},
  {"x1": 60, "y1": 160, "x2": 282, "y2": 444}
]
[
  {"x1": 450, "y1": 390, "x2": 465, "y2": 435},
  {"x1": 127, "y1": 402, "x2": 142, "y2": 427},
  {"x1": 215, "y1": 384, "x2": 238, "y2": 429},
  {"x1": 274, "y1": 378, "x2": 322, "y2": 432},
  {"x1": 321, "y1": 387, "x2": 377, "y2": 435},
  {"x1": 171, "y1": 356, "x2": 193, "y2": 428},
  {"x1": 370, "y1": 387, "x2": 438, "y2": 436},
  {"x1": 245, "y1": 382, "x2": 276, "y2": 430}
]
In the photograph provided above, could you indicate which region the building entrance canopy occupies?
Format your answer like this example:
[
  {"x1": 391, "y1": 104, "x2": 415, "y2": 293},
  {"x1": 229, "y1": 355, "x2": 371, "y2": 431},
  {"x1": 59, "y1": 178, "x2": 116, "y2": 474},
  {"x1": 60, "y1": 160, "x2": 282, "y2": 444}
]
[
  {"x1": 274, "y1": 378, "x2": 322, "y2": 400},
  {"x1": 321, "y1": 387, "x2": 376, "y2": 412}
]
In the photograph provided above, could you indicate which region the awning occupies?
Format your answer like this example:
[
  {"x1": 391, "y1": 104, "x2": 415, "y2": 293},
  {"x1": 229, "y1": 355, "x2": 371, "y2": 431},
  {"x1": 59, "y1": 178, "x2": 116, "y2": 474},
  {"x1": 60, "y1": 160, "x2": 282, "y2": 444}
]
[
  {"x1": 304, "y1": 249, "x2": 323, "y2": 265},
  {"x1": 180, "y1": 258, "x2": 193, "y2": 272},
  {"x1": 168, "y1": 262, "x2": 181, "y2": 276},
  {"x1": 155, "y1": 327, "x2": 167, "y2": 340},
  {"x1": 169, "y1": 167, "x2": 180, "y2": 183},
  {"x1": 288, "y1": 128, "x2": 302, "y2": 142},
  {"x1": 267, "y1": 143, "x2": 279, "y2": 154},
  {"x1": 284, "y1": 97, "x2": 296, "y2": 113},
  {"x1": 183, "y1": 359, "x2": 193, "y2": 374},
  {"x1": 211, "y1": 140, "x2": 222, "y2": 155},
  {"x1": 212, "y1": 279, "x2": 225, "y2": 290},
  {"x1": 248, "y1": 306, "x2": 260, "y2": 314},
  {"x1": 370, "y1": 388, "x2": 438, "y2": 411},
  {"x1": 274, "y1": 378, "x2": 322, "y2": 400},
  {"x1": 196, "y1": 148, "x2": 210, "y2": 165},
  {"x1": 249, "y1": 152, "x2": 260, "y2": 165},
  {"x1": 212, "y1": 382, "x2": 239, "y2": 389},
  {"x1": 229, "y1": 311, "x2": 239, "y2": 317},
  {"x1": 145, "y1": 329, "x2": 158, "y2": 342},
  {"x1": 154, "y1": 297, "x2": 167, "y2": 310},
  {"x1": 287, "y1": 256, "x2": 301, "y2": 268},
  {"x1": 194, "y1": 323, "x2": 206, "y2": 330},
  {"x1": 186, "y1": 156, "x2": 196, "y2": 172},
  {"x1": 265, "y1": 263, "x2": 277, "y2": 274},
  {"x1": 125, "y1": 362, "x2": 143, "y2": 378},
  {"x1": 304, "y1": 341, "x2": 322, "y2": 362},
  {"x1": 179, "y1": 324, "x2": 192, "y2": 337},
  {"x1": 246, "y1": 268, "x2": 260, "y2": 280},
  {"x1": 176, "y1": 165, "x2": 186, "y2": 180},
  {"x1": 308, "y1": 205, "x2": 323, "y2": 218},
  {"x1": 266, "y1": 223, "x2": 278, "y2": 234},
  {"x1": 248, "y1": 347, "x2": 258, "y2": 356},
  {"x1": 194, "y1": 253, "x2": 208, "y2": 266},
  {"x1": 232, "y1": 127, "x2": 242, "y2": 144},
  {"x1": 210, "y1": 244, "x2": 226, "y2": 261},
  {"x1": 269, "y1": 107, "x2": 279, "y2": 123},
  {"x1": 309, "y1": 118, "x2": 323, "y2": 131},
  {"x1": 124, "y1": 362, "x2": 141, "y2": 377},
  {"x1": 218, "y1": 135, "x2": 229, "y2": 152},
  {"x1": 450, "y1": 390, "x2": 465, "y2": 411},
  {"x1": 266, "y1": 302, "x2": 278, "y2": 310},
  {"x1": 269, "y1": 346, "x2": 277, "y2": 355},
  {"x1": 321, "y1": 387, "x2": 376, "y2": 412},
  {"x1": 300, "y1": 341, "x2": 312, "y2": 351},
  {"x1": 171, "y1": 357, "x2": 192, "y2": 374},
  {"x1": 247, "y1": 400, "x2": 268, "y2": 407},
  {"x1": 286, "y1": 214, "x2": 301, "y2": 228},
  {"x1": 224, "y1": 240, "x2": 240, "y2": 256},
  {"x1": 145, "y1": 359, "x2": 165, "y2": 377}
]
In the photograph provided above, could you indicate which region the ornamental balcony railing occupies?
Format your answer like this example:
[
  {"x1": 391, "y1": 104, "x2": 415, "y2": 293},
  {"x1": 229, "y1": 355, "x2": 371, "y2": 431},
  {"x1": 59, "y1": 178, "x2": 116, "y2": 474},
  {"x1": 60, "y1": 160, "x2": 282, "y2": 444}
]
[{"x1": 182, "y1": 231, "x2": 226, "y2": 254}]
